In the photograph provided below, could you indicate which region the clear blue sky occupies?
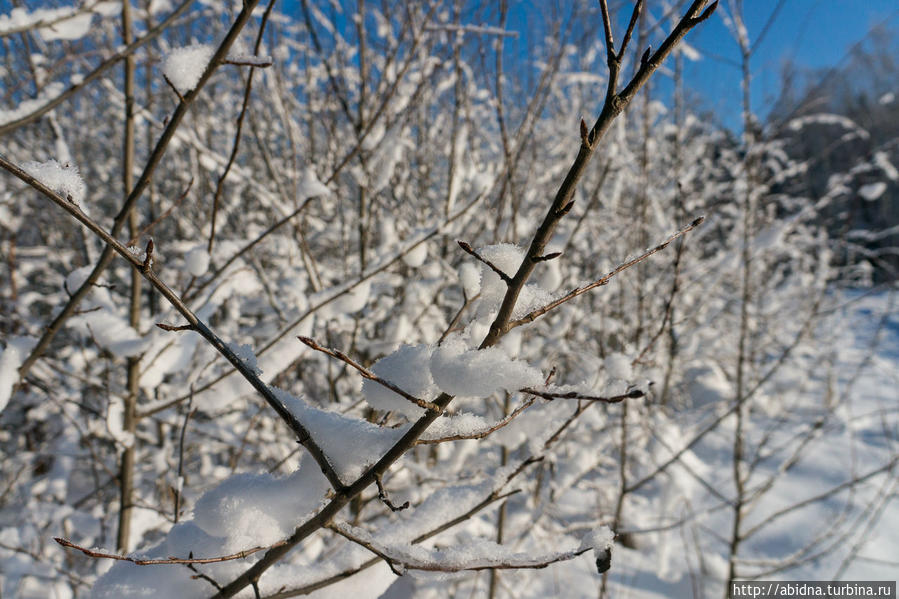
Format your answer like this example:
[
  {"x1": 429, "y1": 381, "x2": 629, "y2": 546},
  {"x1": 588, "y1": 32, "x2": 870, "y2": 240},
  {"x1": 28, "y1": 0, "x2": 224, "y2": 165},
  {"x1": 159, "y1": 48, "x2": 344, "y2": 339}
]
[
  {"x1": 680, "y1": 0, "x2": 899, "y2": 129},
  {"x1": 281, "y1": 1, "x2": 899, "y2": 131}
]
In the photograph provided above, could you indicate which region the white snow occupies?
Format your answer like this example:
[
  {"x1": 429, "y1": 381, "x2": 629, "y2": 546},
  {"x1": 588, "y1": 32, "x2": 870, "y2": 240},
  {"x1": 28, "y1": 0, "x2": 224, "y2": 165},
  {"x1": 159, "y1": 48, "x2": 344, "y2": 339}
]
[
  {"x1": 163, "y1": 44, "x2": 214, "y2": 95},
  {"x1": 474, "y1": 243, "x2": 554, "y2": 319},
  {"x1": 298, "y1": 166, "x2": 330, "y2": 199},
  {"x1": 877, "y1": 92, "x2": 895, "y2": 105},
  {"x1": 0, "y1": 82, "x2": 66, "y2": 126},
  {"x1": 226, "y1": 342, "x2": 262, "y2": 376},
  {"x1": 192, "y1": 465, "x2": 328, "y2": 549},
  {"x1": 858, "y1": 181, "x2": 887, "y2": 201},
  {"x1": 21, "y1": 159, "x2": 86, "y2": 204},
  {"x1": 330, "y1": 279, "x2": 370, "y2": 315},
  {"x1": 92, "y1": 457, "x2": 329, "y2": 598},
  {"x1": 184, "y1": 246, "x2": 210, "y2": 277},
  {"x1": 604, "y1": 352, "x2": 632, "y2": 380},
  {"x1": 582, "y1": 525, "x2": 614, "y2": 563},
  {"x1": 362, "y1": 344, "x2": 437, "y2": 417},
  {"x1": 401, "y1": 242, "x2": 428, "y2": 268},
  {"x1": 273, "y1": 388, "x2": 405, "y2": 482},
  {"x1": 0, "y1": 337, "x2": 36, "y2": 412},
  {"x1": 430, "y1": 336, "x2": 543, "y2": 397},
  {"x1": 38, "y1": 11, "x2": 92, "y2": 41},
  {"x1": 458, "y1": 262, "x2": 481, "y2": 297}
]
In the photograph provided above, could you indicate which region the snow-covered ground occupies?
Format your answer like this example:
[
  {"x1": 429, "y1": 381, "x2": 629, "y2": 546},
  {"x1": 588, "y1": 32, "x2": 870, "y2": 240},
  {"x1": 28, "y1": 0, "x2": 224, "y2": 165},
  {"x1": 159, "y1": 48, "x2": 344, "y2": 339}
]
[{"x1": 592, "y1": 288, "x2": 899, "y2": 598}]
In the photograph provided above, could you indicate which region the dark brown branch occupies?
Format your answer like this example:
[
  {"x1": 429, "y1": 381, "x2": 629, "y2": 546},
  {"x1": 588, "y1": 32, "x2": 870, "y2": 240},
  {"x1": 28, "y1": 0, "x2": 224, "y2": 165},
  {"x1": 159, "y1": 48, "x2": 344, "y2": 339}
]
[
  {"x1": 522, "y1": 388, "x2": 644, "y2": 403},
  {"x1": 223, "y1": 56, "x2": 273, "y2": 68},
  {"x1": 162, "y1": 74, "x2": 186, "y2": 103},
  {"x1": 298, "y1": 336, "x2": 442, "y2": 413},
  {"x1": 618, "y1": 0, "x2": 645, "y2": 61},
  {"x1": 375, "y1": 474, "x2": 409, "y2": 512},
  {"x1": 156, "y1": 323, "x2": 195, "y2": 332},
  {"x1": 208, "y1": 0, "x2": 277, "y2": 254},
  {"x1": 478, "y1": 0, "x2": 715, "y2": 351}
]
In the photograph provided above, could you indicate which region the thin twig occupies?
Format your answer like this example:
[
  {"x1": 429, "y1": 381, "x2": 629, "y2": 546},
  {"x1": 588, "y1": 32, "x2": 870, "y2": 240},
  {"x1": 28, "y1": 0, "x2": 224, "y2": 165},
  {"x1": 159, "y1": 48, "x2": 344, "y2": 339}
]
[
  {"x1": 416, "y1": 397, "x2": 537, "y2": 445},
  {"x1": 54, "y1": 537, "x2": 280, "y2": 565},
  {"x1": 521, "y1": 388, "x2": 644, "y2": 403},
  {"x1": 375, "y1": 474, "x2": 410, "y2": 512},
  {"x1": 457, "y1": 240, "x2": 512, "y2": 284},
  {"x1": 508, "y1": 217, "x2": 704, "y2": 331},
  {"x1": 298, "y1": 336, "x2": 442, "y2": 413}
]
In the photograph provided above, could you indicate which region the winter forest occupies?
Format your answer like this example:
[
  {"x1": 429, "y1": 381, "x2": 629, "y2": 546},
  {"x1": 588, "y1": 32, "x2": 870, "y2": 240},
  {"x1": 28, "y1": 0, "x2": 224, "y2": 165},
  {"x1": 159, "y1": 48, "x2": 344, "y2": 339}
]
[{"x1": 0, "y1": 0, "x2": 897, "y2": 597}]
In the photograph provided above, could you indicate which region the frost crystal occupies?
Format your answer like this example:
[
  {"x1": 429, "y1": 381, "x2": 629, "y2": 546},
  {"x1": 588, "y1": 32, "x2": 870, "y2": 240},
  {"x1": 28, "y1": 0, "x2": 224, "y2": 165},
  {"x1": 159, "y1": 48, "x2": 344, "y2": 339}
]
[
  {"x1": 163, "y1": 44, "x2": 214, "y2": 94},
  {"x1": 22, "y1": 159, "x2": 86, "y2": 204}
]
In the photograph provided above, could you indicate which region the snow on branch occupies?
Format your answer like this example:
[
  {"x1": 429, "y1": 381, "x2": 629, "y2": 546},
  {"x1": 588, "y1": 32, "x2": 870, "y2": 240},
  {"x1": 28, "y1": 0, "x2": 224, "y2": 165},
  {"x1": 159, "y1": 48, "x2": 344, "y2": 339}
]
[
  {"x1": 298, "y1": 336, "x2": 443, "y2": 413},
  {"x1": 424, "y1": 23, "x2": 519, "y2": 38},
  {"x1": 330, "y1": 521, "x2": 591, "y2": 575},
  {"x1": 54, "y1": 537, "x2": 275, "y2": 565}
]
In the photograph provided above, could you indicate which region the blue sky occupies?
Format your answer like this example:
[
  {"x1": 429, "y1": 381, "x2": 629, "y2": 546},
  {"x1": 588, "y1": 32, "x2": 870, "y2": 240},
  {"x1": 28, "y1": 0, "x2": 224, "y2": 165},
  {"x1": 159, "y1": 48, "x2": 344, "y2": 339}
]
[
  {"x1": 680, "y1": 0, "x2": 899, "y2": 129},
  {"x1": 280, "y1": 1, "x2": 899, "y2": 132}
]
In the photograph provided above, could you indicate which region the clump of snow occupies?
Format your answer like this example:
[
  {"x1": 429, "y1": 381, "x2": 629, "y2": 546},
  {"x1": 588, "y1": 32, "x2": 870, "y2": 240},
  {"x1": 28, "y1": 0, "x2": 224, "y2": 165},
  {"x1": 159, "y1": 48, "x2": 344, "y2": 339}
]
[
  {"x1": 363, "y1": 344, "x2": 437, "y2": 418},
  {"x1": 0, "y1": 81, "x2": 64, "y2": 126},
  {"x1": 859, "y1": 182, "x2": 887, "y2": 201},
  {"x1": 0, "y1": 337, "x2": 36, "y2": 412},
  {"x1": 331, "y1": 279, "x2": 370, "y2": 314},
  {"x1": 458, "y1": 262, "x2": 480, "y2": 297},
  {"x1": 582, "y1": 525, "x2": 614, "y2": 571},
  {"x1": 430, "y1": 336, "x2": 542, "y2": 397},
  {"x1": 273, "y1": 388, "x2": 405, "y2": 482},
  {"x1": 604, "y1": 352, "x2": 632, "y2": 380},
  {"x1": 420, "y1": 411, "x2": 490, "y2": 440},
  {"x1": 106, "y1": 397, "x2": 135, "y2": 449},
  {"x1": 402, "y1": 242, "x2": 428, "y2": 268},
  {"x1": 92, "y1": 458, "x2": 329, "y2": 597},
  {"x1": 472, "y1": 243, "x2": 554, "y2": 318},
  {"x1": 192, "y1": 466, "x2": 328, "y2": 549},
  {"x1": 184, "y1": 245, "x2": 210, "y2": 277},
  {"x1": 298, "y1": 166, "x2": 330, "y2": 199},
  {"x1": 227, "y1": 342, "x2": 262, "y2": 376},
  {"x1": 39, "y1": 11, "x2": 93, "y2": 41},
  {"x1": 22, "y1": 159, "x2": 86, "y2": 204},
  {"x1": 878, "y1": 92, "x2": 895, "y2": 105},
  {"x1": 477, "y1": 243, "x2": 522, "y2": 304},
  {"x1": 163, "y1": 44, "x2": 214, "y2": 95}
]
